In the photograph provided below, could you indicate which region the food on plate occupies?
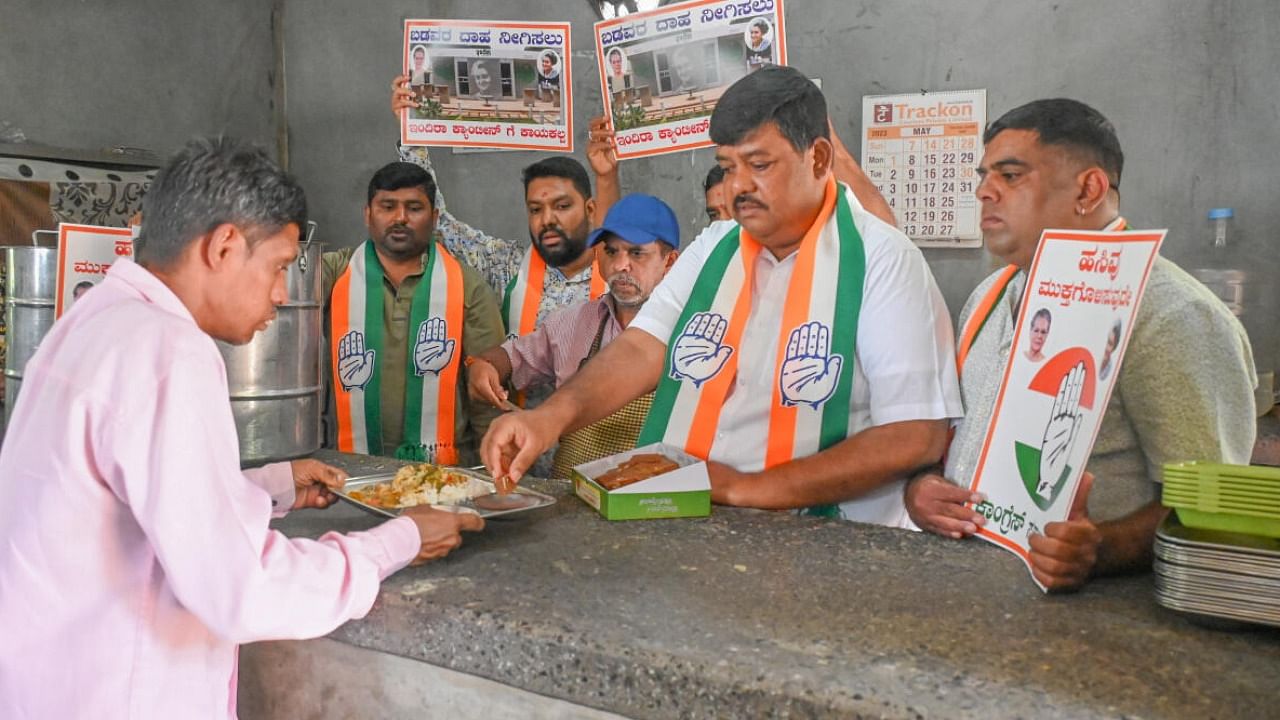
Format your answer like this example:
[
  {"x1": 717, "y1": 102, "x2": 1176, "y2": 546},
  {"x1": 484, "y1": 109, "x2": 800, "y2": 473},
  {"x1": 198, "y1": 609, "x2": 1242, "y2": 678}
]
[
  {"x1": 595, "y1": 453, "x2": 681, "y2": 490},
  {"x1": 346, "y1": 463, "x2": 475, "y2": 508}
]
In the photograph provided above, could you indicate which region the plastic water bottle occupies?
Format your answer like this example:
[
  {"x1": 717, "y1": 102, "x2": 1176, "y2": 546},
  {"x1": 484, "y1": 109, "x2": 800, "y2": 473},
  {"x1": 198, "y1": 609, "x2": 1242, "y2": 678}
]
[{"x1": 1208, "y1": 207, "x2": 1233, "y2": 248}]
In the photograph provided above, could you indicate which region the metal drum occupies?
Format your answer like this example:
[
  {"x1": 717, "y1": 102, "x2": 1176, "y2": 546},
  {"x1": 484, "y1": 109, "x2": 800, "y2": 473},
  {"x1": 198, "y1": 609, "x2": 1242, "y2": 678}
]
[
  {"x1": 217, "y1": 239, "x2": 323, "y2": 465},
  {"x1": 2, "y1": 247, "x2": 57, "y2": 431}
]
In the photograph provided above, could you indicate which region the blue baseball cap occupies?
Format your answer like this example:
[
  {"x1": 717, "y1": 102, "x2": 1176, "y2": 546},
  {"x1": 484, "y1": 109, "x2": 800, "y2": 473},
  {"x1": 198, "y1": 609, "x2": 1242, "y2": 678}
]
[{"x1": 587, "y1": 193, "x2": 680, "y2": 249}]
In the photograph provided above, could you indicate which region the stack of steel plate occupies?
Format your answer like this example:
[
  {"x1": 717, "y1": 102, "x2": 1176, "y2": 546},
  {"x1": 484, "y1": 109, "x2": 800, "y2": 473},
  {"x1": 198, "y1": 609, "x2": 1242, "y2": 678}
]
[{"x1": 1153, "y1": 512, "x2": 1280, "y2": 628}]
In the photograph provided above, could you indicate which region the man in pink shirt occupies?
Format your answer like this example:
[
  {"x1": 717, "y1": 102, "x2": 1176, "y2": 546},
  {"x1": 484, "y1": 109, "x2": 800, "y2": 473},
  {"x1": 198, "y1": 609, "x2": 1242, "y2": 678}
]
[
  {"x1": 465, "y1": 194, "x2": 679, "y2": 475},
  {"x1": 0, "y1": 137, "x2": 483, "y2": 718}
]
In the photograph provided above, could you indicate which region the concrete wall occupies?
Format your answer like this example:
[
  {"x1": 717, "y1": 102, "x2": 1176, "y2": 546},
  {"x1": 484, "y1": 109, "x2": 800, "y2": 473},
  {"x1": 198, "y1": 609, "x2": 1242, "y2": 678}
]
[
  {"x1": 284, "y1": 0, "x2": 1279, "y2": 372},
  {"x1": 3, "y1": 1, "x2": 1276, "y2": 368},
  {"x1": 0, "y1": 0, "x2": 277, "y2": 158}
]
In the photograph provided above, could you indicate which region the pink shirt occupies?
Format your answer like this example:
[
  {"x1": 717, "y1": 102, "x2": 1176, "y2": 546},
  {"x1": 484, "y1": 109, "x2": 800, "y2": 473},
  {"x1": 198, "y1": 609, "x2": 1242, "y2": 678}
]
[
  {"x1": 502, "y1": 295, "x2": 622, "y2": 391},
  {"x1": 0, "y1": 259, "x2": 420, "y2": 719}
]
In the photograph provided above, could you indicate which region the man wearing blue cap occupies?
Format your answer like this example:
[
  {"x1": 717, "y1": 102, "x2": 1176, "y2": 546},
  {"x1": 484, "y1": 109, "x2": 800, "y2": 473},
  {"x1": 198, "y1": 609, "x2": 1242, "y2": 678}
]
[{"x1": 466, "y1": 194, "x2": 680, "y2": 476}]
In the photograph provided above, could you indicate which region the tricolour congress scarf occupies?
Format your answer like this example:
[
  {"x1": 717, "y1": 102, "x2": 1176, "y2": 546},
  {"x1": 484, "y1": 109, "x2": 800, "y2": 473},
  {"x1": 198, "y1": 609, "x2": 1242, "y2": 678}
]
[
  {"x1": 330, "y1": 240, "x2": 464, "y2": 463},
  {"x1": 637, "y1": 178, "x2": 866, "y2": 475},
  {"x1": 502, "y1": 245, "x2": 606, "y2": 338}
]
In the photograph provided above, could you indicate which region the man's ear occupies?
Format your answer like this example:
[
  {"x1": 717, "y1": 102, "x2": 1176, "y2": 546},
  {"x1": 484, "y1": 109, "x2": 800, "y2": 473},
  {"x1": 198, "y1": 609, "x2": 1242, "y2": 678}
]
[
  {"x1": 664, "y1": 248, "x2": 679, "y2": 270},
  {"x1": 1076, "y1": 167, "x2": 1111, "y2": 215},
  {"x1": 584, "y1": 196, "x2": 598, "y2": 223},
  {"x1": 810, "y1": 136, "x2": 834, "y2": 180},
  {"x1": 202, "y1": 223, "x2": 245, "y2": 271}
]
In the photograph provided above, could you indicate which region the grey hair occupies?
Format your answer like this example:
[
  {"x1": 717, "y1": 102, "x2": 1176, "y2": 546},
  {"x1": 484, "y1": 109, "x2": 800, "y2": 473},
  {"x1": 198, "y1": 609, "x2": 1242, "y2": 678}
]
[{"x1": 136, "y1": 137, "x2": 307, "y2": 268}]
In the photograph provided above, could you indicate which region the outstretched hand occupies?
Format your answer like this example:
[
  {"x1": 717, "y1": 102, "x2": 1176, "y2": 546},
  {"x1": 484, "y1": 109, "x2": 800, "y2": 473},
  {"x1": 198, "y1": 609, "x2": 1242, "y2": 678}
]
[
  {"x1": 290, "y1": 459, "x2": 347, "y2": 510},
  {"x1": 670, "y1": 312, "x2": 733, "y2": 387}
]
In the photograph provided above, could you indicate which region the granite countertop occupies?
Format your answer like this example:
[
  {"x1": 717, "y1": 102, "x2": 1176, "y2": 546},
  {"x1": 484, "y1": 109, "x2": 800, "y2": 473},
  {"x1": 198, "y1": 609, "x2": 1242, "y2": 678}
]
[{"x1": 265, "y1": 450, "x2": 1280, "y2": 720}]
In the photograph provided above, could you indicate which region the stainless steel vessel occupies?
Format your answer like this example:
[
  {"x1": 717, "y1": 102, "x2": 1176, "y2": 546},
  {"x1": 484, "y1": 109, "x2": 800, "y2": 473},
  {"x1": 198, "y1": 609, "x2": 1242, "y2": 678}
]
[
  {"x1": 2, "y1": 247, "x2": 57, "y2": 430},
  {"x1": 216, "y1": 238, "x2": 323, "y2": 465}
]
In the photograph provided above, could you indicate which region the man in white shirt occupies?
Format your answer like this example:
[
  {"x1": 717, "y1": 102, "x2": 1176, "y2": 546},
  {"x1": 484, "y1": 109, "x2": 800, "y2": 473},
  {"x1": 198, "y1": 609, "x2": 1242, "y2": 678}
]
[{"x1": 482, "y1": 66, "x2": 962, "y2": 525}]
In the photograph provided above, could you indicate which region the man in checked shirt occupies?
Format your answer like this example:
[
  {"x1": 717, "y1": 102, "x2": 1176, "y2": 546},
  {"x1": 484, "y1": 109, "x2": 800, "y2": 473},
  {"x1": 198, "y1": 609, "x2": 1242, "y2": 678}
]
[{"x1": 465, "y1": 194, "x2": 680, "y2": 477}]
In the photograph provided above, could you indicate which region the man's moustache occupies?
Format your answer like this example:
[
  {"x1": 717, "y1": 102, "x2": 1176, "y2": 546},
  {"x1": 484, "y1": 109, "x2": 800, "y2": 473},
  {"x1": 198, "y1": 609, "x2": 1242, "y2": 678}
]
[{"x1": 734, "y1": 194, "x2": 766, "y2": 210}]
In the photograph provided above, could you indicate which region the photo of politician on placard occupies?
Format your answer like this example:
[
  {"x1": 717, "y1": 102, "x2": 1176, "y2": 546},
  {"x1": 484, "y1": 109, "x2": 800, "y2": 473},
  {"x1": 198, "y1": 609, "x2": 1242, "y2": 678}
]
[
  {"x1": 595, "y1": 0, "x2": 787, "y2": 159},
  {"x1": 401, "y1": 19, "x2": 573, "y2": 152}
]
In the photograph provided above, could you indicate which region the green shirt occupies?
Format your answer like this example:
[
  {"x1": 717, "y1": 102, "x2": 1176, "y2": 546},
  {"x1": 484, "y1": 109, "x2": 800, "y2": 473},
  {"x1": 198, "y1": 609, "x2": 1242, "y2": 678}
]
[{"x1": 322, "y1": 244, "x2": 505, "y2": 461}]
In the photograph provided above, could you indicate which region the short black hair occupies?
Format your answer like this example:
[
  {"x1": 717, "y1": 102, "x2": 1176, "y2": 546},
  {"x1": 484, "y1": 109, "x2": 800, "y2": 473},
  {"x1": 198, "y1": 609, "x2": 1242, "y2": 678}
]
[
  {"x1": 704, "y1": 165, "x2": 726, "y2": 193},
  {"x1": 137, "y1": 137, "x2": 307, "y2": 269},
  {"x1": 367, "y1": 161, "x2": 438, "y2": 207},
  {"x1": 521, "y1": 156, "x2": 591, "y2": 200},
  {"x1": 709, "y1": 65, "x2": 828, "y2": 152},
  {"x1": 984, "y1": 98, "x2": 1124, "y2": 189},
  {"x1": 541, "y1": 52, "x2": 558, "y2": 66},
  {"x1": 1032, "y1": 308, "x2": 1052, "y2": 326},
  {"x1": 751, "y1": 19, "x2": 768, "y2": 33}
]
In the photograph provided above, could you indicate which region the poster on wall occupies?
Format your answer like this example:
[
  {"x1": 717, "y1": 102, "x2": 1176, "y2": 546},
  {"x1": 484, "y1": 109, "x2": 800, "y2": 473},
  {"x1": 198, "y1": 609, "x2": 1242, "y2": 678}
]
[
  {"x1": 967, "y1": 227, "x2": 1166, "y2": 590},
  {"x1": 55, "y1": 223, "x2": 134, "y2": 318},
  {"x1": 595, "y1": 0, "x2": 787, "y2": 160},
  {"x1": 400, "y1": 19, "x2": 573, "y2": 152},
  {"x1": 860, "y1": 89, "x2": 985, "y2": 248}
]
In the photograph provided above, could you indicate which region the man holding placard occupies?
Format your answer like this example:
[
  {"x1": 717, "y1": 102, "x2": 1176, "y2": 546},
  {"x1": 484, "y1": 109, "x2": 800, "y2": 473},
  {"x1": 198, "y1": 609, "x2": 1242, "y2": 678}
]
[
  {"x1": 482, "y1": 66, "x2": 962, "y2": 526},
  {"x1": 905, "y1": 99, "x2": 1257, "y2": 590}
]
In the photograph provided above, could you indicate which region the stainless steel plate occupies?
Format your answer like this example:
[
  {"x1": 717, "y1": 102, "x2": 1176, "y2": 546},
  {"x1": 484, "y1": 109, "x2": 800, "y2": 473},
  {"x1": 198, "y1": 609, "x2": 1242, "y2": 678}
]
[{"x1": 333, "y1": 467, "x2": 556, "y2": 520}]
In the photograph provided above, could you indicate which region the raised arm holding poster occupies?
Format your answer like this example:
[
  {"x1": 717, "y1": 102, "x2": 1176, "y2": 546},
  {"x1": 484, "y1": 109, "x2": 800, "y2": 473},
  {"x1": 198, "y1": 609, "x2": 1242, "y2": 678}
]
[
  {"x1": 400, "y1": 20, "x2": 573, "y2": 152},
  {"x1": 55, "y1": 223, "x2": 134, "y2": 318},
  {"x1": 968, "y1": 228, "x2": 1166, "y2": 591},
  {"x1": 595, "y1": 0, "x2": 787, "y2": 159}
]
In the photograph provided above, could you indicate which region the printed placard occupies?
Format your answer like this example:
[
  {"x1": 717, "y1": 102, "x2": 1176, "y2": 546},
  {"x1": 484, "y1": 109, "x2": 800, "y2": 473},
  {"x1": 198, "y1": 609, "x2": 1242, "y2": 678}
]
[
  {"x1": 400, "y1": 19, "x2": 573, "y2": 152},
  {"x1": 969, "y1": 228, "x2": 1166, "y2": 590},
  {"x1": 55, "y1": 223, "x2": 134, "y2": 318},
  {"x1": 595, "y1": 0, "x2": 787, "y2": 159},
  {"x1": 861, "y1": 89, "x2": 986, "y2": 247}
]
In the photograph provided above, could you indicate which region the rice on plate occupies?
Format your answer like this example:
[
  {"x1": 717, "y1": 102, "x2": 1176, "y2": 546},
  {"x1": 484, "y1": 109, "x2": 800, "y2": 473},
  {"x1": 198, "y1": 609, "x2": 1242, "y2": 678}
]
[{"x1": 347, "y1": 463, "x2": 480, "y2": 508}]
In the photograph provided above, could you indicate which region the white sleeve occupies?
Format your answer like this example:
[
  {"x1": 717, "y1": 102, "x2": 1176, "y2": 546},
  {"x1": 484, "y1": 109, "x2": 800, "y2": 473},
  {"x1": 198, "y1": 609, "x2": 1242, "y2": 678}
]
[
  {"x1": 629, "y1": 221, "x2": 733, "y2": 344},
  {"x1": 855, "y1": 226, "x2": 963, "y2": 426}
]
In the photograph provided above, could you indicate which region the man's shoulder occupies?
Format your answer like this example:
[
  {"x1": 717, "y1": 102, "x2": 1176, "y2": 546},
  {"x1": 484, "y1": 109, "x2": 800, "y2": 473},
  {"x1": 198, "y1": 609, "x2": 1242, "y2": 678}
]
[
  {"x1": 839, "y1": 183, "x2": 919, "y2": 266},
  {"x1": 1136, "y1": 255, "x2": 1241, "y2": 331},
  {"x1": 322, "y1": 245, "x2": 359, "y2": 271}
]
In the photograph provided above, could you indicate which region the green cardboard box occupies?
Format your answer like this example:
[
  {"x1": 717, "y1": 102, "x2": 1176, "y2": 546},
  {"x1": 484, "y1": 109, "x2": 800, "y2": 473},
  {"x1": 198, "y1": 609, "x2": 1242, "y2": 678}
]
[{"x1": 571, "y1": 443, "x2": 711, "y2": 520}]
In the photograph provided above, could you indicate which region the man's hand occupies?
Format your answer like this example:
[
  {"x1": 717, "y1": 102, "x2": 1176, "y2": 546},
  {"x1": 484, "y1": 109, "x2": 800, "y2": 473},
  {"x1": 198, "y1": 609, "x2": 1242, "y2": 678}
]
[
  {"x1": 480, "y1": 411, "x2": 559, "y2": 490},
  {"x1": 338, "y1": 330, "x2": 376, "y2": 391},
  {"x1": 779, "y1": 321, "x2": 843, "y2": 409},
  {"x1": 290, "y1": 459, "x2": 347, "y2": 510},
  {"x1": 587, "y1": 116, "x2": 619, "y2": 178},
  {"x1": 1029, "y1": 471, "x2": 1101, "y2": 591},
  {"x1": 401, "y1": 506, "x2": 485, "y2": 565},
  {"x1": 1038, "y1": 362, "x2": 1085, "y2": 501},
  {"x1": 707, "y1": 461, "x2": 756, "y2": 506},
  {"x1": 904, "y1": 472, "x2": 986, "y2": 539},
  {"x1": 670, "y1": 312, "x2": 733, "y2": 387},
  {"x1": 467, "y1": 356, "x2": 510, "y2": 410},
  {"x1": 391, "y1": 74, "x2": 416, "y2": 116},
  {"x1": 413, "y1": 317, "x2": 456, "y2": 376}
]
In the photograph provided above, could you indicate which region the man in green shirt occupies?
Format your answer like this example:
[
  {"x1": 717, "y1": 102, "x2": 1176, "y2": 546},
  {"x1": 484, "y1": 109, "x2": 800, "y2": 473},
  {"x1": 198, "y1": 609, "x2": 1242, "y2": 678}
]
[{"x1": 322, "y1": 162, "x2": 504, "y2": 462}]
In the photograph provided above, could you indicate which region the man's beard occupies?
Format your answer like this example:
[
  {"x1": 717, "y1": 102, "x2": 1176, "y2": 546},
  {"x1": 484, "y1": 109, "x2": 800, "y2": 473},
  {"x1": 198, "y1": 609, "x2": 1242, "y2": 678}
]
[
  {"x1": 608, "y1": 273, "x2": 648, "y2": 307},
  {"x1": 531, "y1": 222, "x2": 589, "y2": 267},
  {"x1": 377, "y1": 223, "x2": 429, "y2": 260}
]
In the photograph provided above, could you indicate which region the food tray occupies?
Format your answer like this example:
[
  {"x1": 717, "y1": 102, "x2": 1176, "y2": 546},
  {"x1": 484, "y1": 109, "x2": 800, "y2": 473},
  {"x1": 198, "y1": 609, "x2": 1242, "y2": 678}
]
[{"x1": 333, "y1": 467, "x2": 556, "y2": 520}]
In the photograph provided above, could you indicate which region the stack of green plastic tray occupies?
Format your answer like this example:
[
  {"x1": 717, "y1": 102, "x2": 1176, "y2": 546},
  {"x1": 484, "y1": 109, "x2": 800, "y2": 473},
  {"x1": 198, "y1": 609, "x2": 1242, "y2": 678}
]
[{"x1": 1162, "y1": 461, "x2": 1280, "y2": 538}]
